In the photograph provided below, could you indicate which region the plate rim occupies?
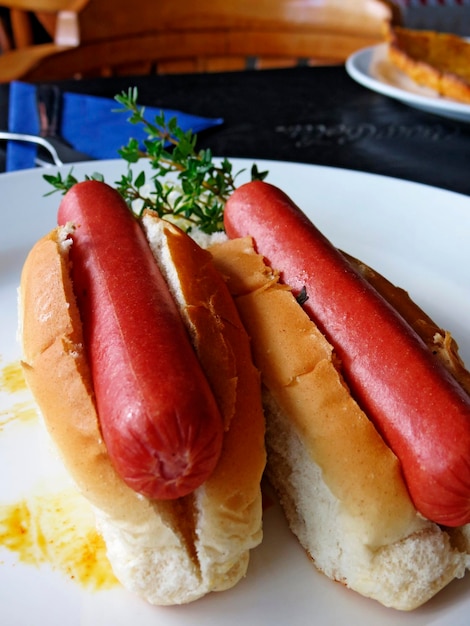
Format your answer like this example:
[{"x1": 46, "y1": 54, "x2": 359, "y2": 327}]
[{"x1": 345, "y1": 43, "x2": 470, "y2": 120}]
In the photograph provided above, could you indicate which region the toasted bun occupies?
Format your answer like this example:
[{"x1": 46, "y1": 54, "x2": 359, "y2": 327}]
[
  {"x1": 209, "y1": 236, "x2": 469, "y2": 610},
  {"x1": 19, "y1": 217, "x2": 265, "y2": 605},
  {"x1": 344, "y1": 251, "x2": 470, "y2": 396},
  {"x1": 387, "y1": 26, "x2": 470, "y2": 104}
]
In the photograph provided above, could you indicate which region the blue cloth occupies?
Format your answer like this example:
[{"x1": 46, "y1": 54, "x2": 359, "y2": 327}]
[{"x1": 6, "y1": 81, "x2": 224, "y2": 172}]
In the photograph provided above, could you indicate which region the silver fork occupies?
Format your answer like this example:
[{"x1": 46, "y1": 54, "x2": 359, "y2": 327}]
[
  {"x1": 2, "y1": 86, "x2": 93, "y2": 168},
  {"x1": 0, "y1": 130, "x2": 63, "y2": 166}
]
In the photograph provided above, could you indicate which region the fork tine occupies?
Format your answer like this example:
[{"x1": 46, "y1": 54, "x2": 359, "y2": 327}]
[{"x1": 0, "y1": 131, "x2": 63, "y2": 167}]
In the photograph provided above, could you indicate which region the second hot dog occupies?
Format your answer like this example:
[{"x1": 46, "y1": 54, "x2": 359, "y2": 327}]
[
  {"x1": 209, "y1": 233, "x2": 470, "y2": 610},
  {"x1": 223, "y1": 180, "x2": 470, "y2": 528}
]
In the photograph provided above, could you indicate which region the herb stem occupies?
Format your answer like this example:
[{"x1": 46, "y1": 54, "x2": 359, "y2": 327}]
[{"x1": 44, "y1": 87, "x2": 268, "y2": 234}]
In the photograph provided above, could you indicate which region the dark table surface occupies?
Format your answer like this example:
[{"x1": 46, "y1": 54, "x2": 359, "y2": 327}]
[{"x1": 1, "y1": 65, "x2": 470, "y2": 196}]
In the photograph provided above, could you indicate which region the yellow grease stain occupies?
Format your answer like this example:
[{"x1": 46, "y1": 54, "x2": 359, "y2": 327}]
[
  {"x1": 0, "y1": 489, "x2": 119, "y2": 591},
  {"x1": 0, "y1": 360, "x2": 37, "y2": 430},
  {"x1": 0, "y1": 361, "x2": 27, "y2": 394},
  {"x1": 0, "y1": 401, "x2": 38, "y2": 430}
]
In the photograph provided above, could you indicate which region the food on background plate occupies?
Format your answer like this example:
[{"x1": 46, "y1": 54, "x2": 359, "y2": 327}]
[{"x1": 386, "y1": 26, "x2": 470, "y2": 103}]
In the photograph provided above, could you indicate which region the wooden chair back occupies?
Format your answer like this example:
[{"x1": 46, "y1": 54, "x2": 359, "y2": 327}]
[{"x1": 0, "y1": 0, "x2": 398, "y2": 82}]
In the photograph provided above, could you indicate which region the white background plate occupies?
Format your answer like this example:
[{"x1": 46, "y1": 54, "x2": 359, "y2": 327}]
[
  {"x1": 346, "y1": 43, "x2": 470, "y2": 123},
  {"x1": 1, "y1": 158, "x2": 470, "y2": 625}
]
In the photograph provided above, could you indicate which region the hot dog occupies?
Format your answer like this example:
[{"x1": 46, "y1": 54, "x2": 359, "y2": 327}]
[
  {"x1": 57, "y1": 181, "x2": 224, "y2": 500},
  {"x1": 19, "y1": 181, "x2": 266, "y2": 604},
  {"x1": 223, "y1": 180, "x2": 470, "y2": 528},
  {"x1": 206, "y1": 181, "x2": 470, "y2": 610}
]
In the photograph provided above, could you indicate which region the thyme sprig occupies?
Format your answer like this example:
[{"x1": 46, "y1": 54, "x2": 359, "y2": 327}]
[{"x1": 43, "y1": 87, "x2": 268, "y2": 234}]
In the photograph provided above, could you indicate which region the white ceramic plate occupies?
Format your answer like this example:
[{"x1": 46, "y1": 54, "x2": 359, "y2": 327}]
[
  {"x1": 346, "y1": 43, "x2": 470, "y2": 123},
  {"x1": 1, "y1": 159, "x2": 470, "y2": 626}
]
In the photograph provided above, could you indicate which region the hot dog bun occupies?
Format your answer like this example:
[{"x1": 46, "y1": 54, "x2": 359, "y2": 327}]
[
  {"x1": 19, "y1": 215, "x2": 265, "y2": 605},
  {"x1": 209, "y1": 236, "x2": 470, "y2": 611},
  {"x1": 343, "y1": 251, "x2": 470, "y2": 397}
]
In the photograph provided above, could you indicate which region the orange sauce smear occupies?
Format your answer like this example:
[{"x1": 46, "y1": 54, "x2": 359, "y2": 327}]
[
  {"x1": 0, "y1": 489, "x2": 119, "y2": 591},
  {"x1": 0, "y1": 358, "x2": 118, "y2": 592}
]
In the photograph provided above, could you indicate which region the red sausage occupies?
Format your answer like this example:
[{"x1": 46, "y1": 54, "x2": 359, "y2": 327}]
[
  {"x1": 58, "y1": 180, "x2": 223, "y2": 500},
  {"x1": 224, "y1": 180, "x2": 470, "y2": 526}
]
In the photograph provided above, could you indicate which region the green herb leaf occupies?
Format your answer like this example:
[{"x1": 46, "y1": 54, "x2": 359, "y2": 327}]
[{"x1": 44, "y1": 87, "x2": 268, "y2": 233}]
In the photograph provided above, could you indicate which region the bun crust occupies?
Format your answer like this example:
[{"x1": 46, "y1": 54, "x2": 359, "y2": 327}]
[
  {"x1": 20, "y1": 219, "x2": 265, "y2": 605},
  {"x1": 344, "y1": 251, "x2": 470, "y2": 396},
  {"x1": 209, "y1": 236, "x2": 469, "y2": 610}
]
